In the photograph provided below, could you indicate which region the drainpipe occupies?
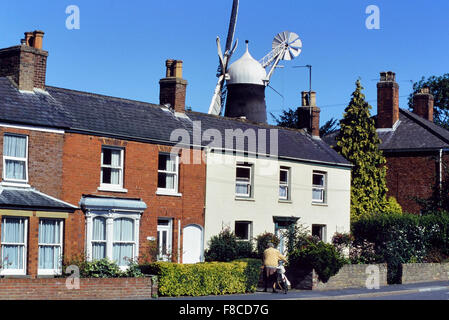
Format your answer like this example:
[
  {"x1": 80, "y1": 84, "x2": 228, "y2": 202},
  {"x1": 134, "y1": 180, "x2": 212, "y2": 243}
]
[
  {"x1": 439, "y1": 149, "x2": 443, "y2": 195},
  {"x1": 177, "y1": 219, "x2": 181, "y2": 263}
]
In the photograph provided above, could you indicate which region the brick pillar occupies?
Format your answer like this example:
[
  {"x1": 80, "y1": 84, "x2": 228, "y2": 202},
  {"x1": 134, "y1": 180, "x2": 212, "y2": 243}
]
[
  {"x1": 413, "y1": 87, "x2": 434, "y2": 122},
  {"x1": 377, "y1": 71, "x2": 399, "y2": 129},
  {"x1": 27, "y1": 215, "x2": 39, "y2": 278},
  {"x1": 159, "y1": 60, "x2": 187, "y2": 113},
  {"x1": 298, "y1": 91, "x2": 321, "y2": 137}
]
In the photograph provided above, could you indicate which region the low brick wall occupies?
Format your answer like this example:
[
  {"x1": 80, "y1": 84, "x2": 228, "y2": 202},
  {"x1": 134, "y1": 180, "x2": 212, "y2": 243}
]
[
  {"x1": 0, "y1": 276, "x2": 157, "y2": 300},
  {"x1": 288, "y1": 264, "x2": 388, "y2": 291},
  {"x1": 402, "y1": 263, "x2": 449, "y2": 284}
]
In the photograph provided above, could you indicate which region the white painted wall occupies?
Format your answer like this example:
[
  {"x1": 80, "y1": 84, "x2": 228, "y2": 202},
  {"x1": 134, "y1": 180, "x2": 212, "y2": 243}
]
[{"x1": 203, "y1": 150, "x2": 351, "y2": 247}]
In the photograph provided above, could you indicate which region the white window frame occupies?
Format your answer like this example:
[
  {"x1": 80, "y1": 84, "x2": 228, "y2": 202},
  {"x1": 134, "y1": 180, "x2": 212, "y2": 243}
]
[
  {"x1": 2, "y1": 134, "x2": 28, "y2": 184},
  {"x1": 279, "y1": 167, "x2": 290, "y2": 200},
  {"x1": 157, "y1": 218, "x2": 173, "y2": 261},
  {"x1": 235, "y1": 163, "x2": 253, "y2": 198},
  {"x1": 312, "y1": 224, "x2": 327, "y2": 242},
  {"x1": 157, "y1": 153, "x2": 180, "y2": 195},
  {"x1": 99, "y1": 146, "x2": 125, "y2": 191},
  {"x1": 312, "y1": 171, "x2": 327, "y2": 203},
  {"x1": 38, "y1": 219, "x2": 63, "y2": 276},
  {"x1": 91, "y1": 216, "x2": 107, "y2": 260},
  {"x1": 1, "y1": 217, "x2": 28, "y2": 276},
  {"x1": 234, "y1": 221, "x2": 252, "y2": 241},
  {"x1": 86, "y1": 212, "x2": 140, "y2": 270}
]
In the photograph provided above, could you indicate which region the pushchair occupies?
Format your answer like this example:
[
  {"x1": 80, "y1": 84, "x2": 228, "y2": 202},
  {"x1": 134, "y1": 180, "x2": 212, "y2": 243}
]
[{"x1": 276, "y1": 262, "x2": 290, "y2": 294}]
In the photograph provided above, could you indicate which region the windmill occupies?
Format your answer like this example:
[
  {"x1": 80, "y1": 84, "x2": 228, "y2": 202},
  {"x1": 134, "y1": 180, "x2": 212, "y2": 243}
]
[
  {"x1": 207, "y1": 0, "x2": 239, "y2": 116},
  {"x1": 208, "y1": 28, "x2": 303, "y2": 117}
]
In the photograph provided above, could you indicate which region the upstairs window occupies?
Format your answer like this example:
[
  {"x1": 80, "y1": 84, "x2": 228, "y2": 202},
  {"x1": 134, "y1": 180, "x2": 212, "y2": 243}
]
[
  {"x1": 279, "y1": 167, "x2": 290, "y2": 200},
  {"x1": 312, "y1": 171, "x2": 326, "y2": 203},
  {"x1": 157, "y1": 153, "x2": 179, "y2": 194},
  {"x1": 3, "y1": 134, "x2": 28, "y2": 183},
  {"x1": 100, "y1": 147, "x2": 124, "y2": 189},
  {"x1": 235, "y1": 163, "x2": 253, "y2": 198}
]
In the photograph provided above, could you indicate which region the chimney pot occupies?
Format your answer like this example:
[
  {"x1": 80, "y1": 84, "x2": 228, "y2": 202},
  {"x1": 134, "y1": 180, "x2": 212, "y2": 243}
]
[
  {"x1": 377, "y1": 71, "x2": 399, "y2": 128},
  {"x1": 413, "y1": 87, "x2": 434, "y2": 122},
  {"x1": 159, "y1": 59, "x2": 187, "y2": 113},
  {"x1": 299, "y1": 91, "x2": 320, "y2": 137}
]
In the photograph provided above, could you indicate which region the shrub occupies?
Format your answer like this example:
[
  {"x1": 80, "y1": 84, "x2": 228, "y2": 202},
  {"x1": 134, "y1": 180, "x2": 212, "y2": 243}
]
[
  {"x1": 204, "y1": 228, "x2": 255, "y2": 262},
  {"x1": 254, "y1": 232, "x2": 280, "y2": 259},
  {"x1": 62, "y1": 256, "x2": 143, "y2": 278},
  {"x1": 147, "y1": 259, "x2": 262, "y2": 297},
  {"x1": 288, "y1": 238, "x2": 347, "y2": 283}
]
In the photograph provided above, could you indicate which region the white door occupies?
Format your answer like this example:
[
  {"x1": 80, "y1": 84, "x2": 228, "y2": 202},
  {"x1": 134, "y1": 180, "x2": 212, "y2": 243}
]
[
  {"x1": 182, "y1": 225, "x2": 203, "y2": 264},
  {"x1": 157, "y1": 219, "x2": 172, "y2": 261}
]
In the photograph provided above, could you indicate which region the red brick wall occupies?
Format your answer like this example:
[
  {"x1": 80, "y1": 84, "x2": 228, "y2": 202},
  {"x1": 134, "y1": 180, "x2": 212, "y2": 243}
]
[
  {"x1": 61, "y1": 133, "x2": 206, "y2": 263},
  {"x1": 385, "y1": 151, "x2": 441, "y2": 214},
  {"x1": 0, "y1": 127, "x2": 64, "y2": 198},
  {"x1": 0, "y1": 277, "x2": 156, "y2": 300}
]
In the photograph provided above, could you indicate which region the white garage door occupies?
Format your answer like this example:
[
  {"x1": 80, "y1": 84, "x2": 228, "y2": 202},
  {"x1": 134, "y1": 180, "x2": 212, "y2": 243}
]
[{"x1": 182, "y1": 225, "x2": 203, "y2": 264}]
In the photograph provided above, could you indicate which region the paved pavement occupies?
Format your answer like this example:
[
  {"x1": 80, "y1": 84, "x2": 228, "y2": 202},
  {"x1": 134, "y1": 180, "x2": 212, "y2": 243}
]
[{"x1": 158, "y1": 281, "x2": 449, "y2": 300}]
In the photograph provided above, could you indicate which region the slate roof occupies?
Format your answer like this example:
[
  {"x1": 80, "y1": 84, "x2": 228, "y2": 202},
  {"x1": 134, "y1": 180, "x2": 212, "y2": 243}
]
[
  {"x1": 0, "y1": 76, "x2": 350, "y2": 167},
  {"x1": 0, "y1": 186, "x2": 78, "y2": 211},
  {"x1": 322, "y1": 108, "x2": 449, "y2": 152}
]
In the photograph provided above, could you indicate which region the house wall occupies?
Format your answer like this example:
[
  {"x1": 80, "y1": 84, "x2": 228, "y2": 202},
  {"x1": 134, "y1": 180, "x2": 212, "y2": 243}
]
[
  {"x1": 204, "y1": 150, "x2": 351, "y2": 246},
  {"x1": 384, "y1": 151, "x2": 448, "y2": 214},
  {"x1": 61, "y1": 133, "x2": 206, "y2": 263},
  {"x1": 0, "y1": 125, "x2": 64, "y2": 198}
]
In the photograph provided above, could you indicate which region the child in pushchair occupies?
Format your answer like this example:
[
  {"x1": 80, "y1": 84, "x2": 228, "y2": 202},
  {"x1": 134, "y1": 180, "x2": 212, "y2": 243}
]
[{"x1": 276, "y1": 261, "x2": 290, "y2": 294}]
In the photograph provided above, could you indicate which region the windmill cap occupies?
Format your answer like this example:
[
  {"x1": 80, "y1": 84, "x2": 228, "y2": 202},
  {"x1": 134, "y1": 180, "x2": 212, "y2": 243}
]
[{"x1": 227, "y1": 44, "x2": 267, "y2": 86}]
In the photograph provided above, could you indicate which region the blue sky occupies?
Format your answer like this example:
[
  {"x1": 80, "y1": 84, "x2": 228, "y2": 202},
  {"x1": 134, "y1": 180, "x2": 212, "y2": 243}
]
[{"x1": 1, "y1": 0, "x2": 449, "y2": 125}]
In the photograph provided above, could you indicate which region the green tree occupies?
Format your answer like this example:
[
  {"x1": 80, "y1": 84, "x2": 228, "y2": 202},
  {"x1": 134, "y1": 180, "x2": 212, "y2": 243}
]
[
  {"x1": 335, "y1": 80, "x2": 389, "y2": 221},
  {"x1": 407, "y1": 74, "x2": 449, "y2": 129}
]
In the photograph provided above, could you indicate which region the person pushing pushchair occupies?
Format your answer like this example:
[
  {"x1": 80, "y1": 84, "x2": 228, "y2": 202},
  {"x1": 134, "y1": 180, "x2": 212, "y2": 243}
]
[{"x1": 263, "y1": 242, "x2": 289, "y2": 293}]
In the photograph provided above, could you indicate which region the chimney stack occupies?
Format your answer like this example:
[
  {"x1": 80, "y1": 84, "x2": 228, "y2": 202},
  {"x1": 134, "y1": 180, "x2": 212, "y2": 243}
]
[
  {"x1": 377, "y1": 71, "x2": 399, "y2": 129},
  {"x1": 0, "y1": 30, "x2": 48, "y2": 91},
  {"x1": 159, "y1": 59, "x2": 187, "y2": 113},
  {"x1": 413, "y1": 87, "x2": 434, "y2": 122},
  {"x1": 298, "y1": 91, "x2": 321, "y2": 138}
]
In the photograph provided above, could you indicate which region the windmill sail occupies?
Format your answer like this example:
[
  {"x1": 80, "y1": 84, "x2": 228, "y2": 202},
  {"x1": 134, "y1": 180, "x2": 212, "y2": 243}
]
[{"x1": 208, "y1": 0, "x2": 239, "y2": 115}]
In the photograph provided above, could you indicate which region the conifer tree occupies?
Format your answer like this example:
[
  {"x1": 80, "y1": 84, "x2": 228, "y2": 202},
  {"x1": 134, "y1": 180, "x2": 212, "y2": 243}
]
[{"x1": 335, "y1": 80, "x2": 389, "y2": 221}]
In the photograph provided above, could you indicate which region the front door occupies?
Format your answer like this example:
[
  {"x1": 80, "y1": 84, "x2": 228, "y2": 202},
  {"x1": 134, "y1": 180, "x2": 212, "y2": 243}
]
[
  {"x1": 182, "y1": 224, "x2": 203, "y2": 263},
  {"x1": 157, "y1": 218, "x2": 172, "y2": 261}
]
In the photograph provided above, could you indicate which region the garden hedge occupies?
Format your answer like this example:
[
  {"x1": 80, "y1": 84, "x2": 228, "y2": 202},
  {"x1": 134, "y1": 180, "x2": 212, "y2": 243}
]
[{"x1": 144, "y1": 259, "x2": 262, "y2": 297}]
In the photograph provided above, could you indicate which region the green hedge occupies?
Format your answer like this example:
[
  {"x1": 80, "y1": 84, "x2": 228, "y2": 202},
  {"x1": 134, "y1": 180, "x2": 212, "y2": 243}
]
[
  {"x1": 145, "y1": 259, "x2": 262, "y2": 297},
  {"x1": 351, "y1": 211, "x2": 449, "y2": 283}
]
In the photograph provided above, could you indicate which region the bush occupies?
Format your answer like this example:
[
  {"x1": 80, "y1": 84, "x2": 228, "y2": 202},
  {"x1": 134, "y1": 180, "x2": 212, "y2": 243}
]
[
  {"x1": 62, "y1": 256, "x2": 143, "y2": 278},
  {"x1": 204, "y1": 228, "x2": 255, "y2": 262},
  {"x1": 288, "y1": 238, "x2": 347, "y2": 283},
  {"x1": 351, "y1": 211, "x2": 449, "y2": 283},
  {"x1": 254, "y1": 232, "x2": 280, "y2": 259},
  {"x1": 147, "y1": 259, "x2": 262, "y2": 297}
]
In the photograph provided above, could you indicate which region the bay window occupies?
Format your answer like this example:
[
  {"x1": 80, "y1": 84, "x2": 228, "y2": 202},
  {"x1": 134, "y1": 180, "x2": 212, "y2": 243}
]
[
  {"x1": 38, "y1": 219, "x2": 63, "y2": 275},
  {"x1": 1, "y1": 217, "x2": 27, "y2": 275}
]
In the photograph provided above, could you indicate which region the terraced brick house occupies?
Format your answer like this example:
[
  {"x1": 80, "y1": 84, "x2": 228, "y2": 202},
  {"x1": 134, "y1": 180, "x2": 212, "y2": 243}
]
[{"x1": 0, "y1": 30, "x2": 351, "y2": 278}]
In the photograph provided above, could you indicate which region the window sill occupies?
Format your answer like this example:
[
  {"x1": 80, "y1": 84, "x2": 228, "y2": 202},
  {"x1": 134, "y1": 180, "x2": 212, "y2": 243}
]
[
  {"x1": 312, "y1": 202, "x2": 328, "y2": 207},
  {"x1": 97, "y1": 186, "x2": 128, "y2": 193},
  {"x1": 278, "y1": 199, "x2": 292, "y2": 204},
  {"x1": 0, "y1": 181, "x2": 31, "y2": 188},
  {"x1": 0, "y1": 274, "x2": 29, "y2": 278},
  {"x1": 156, "y1": 189, "x2": 182, "y2": 197},
  {"x1": 235, "y1": 197, "x2": 255, "y2": 202}
]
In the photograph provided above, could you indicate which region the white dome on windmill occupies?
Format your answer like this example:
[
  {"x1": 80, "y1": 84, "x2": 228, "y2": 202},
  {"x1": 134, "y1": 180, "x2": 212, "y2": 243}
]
[{"x1": 227, "y1": 43, "x2": 267, "y2": 86}]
